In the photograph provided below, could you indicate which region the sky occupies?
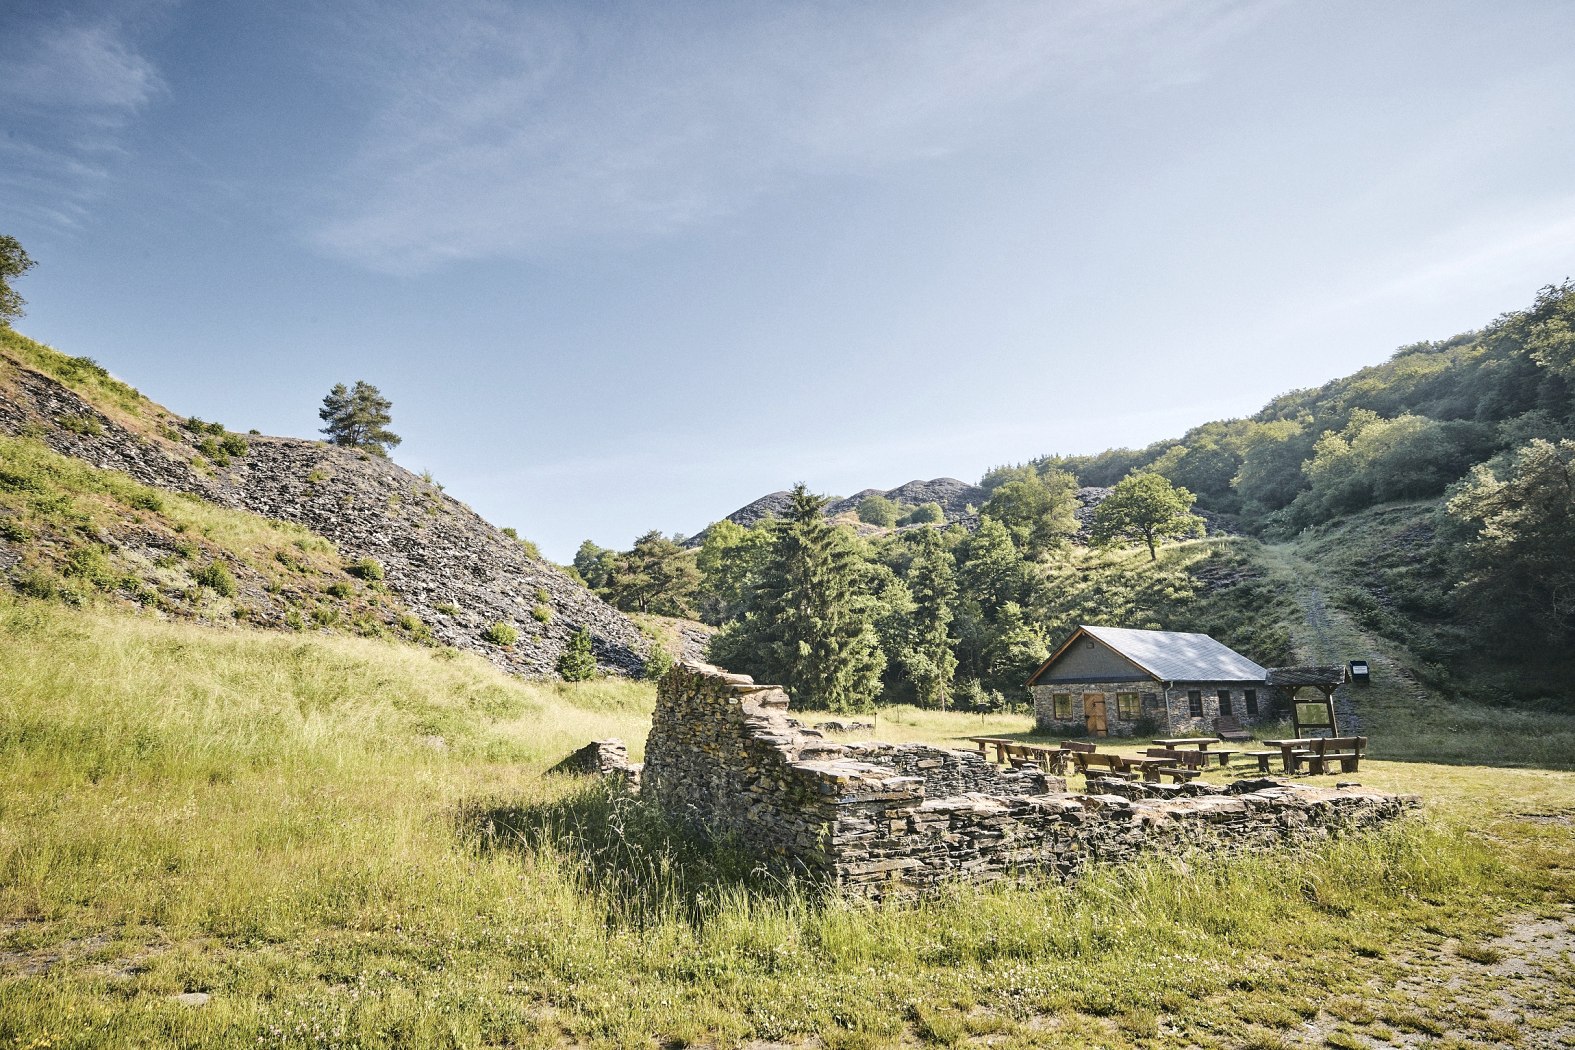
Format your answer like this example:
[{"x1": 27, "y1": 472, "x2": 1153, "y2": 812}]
[{"x1": 4, "y1": 0, "x2": 1575, "y2": 562}]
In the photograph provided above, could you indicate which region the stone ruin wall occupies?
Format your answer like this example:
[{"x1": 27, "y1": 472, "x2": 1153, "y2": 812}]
[{"x1": 641, "y1": 663, "x2": 1419, "y2": 899}]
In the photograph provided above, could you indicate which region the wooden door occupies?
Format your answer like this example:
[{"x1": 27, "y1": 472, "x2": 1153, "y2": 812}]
[{"x1": 1084, "y1": 693, "x2": 1108, "y2": 737}]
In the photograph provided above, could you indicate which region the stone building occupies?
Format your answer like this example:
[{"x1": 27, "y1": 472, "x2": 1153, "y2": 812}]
[{"x1": 1028, "y1": 625, "x2": 1275, "y2": 738}]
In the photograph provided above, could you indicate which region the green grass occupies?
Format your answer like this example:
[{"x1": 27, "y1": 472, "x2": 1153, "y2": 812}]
[
  {"x1": 3, "y1": 595, "x2": 1572, "y2": 1048},
  {"x1": 0, "y1": 328, "x2": 156, "y2": 421}
]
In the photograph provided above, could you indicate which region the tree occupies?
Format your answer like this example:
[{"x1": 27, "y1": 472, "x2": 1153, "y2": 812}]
[
  {"x1": 694, "y1": 519, "x2": 771, "y2": 624},
  {"x1": 319, "y1": 380, "x2": 401, "y2": 456},
  {"x1": 898, "y1": 501, "x2": 945, "y2": 526},
  {"x1": 709, "y1": 484, "x2": 885, "y2": 712},
  {"x1": 557, "y1": 626, "x2": 598, "y2": 680},
  {"x1": 856, "y1": 493, "x2": 899, "y2": 526},
  {"x1": 901, "y1": 528, "x2": 959, "y2": 709},
  {"x1": 604, "y1": 530, "x2": 700, "y2": 617},
  {"x1": 1089, "y1": 472, "x2": 1203, "y2": 560},
  {"x1": 1, "y1": 235, "x2": 37, "y2": 327},
  {"x1": 1446, "y1": 438, "x2": 1575, "y2": 644},
  {"x1": 980, "y1": 468, "x2": 1078, "y2": 558},
  {"x1": 573, "y1": 540, "x2": 618, "y2": 593}
]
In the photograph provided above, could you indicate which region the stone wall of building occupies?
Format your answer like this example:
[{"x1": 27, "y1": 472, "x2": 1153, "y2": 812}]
[
  {"x1": 643, "y1": 663, "x2": 1417, "y2": 899},
  {"x1": 1033, "y1": 681, "x2": 1283, "y2": 738}
]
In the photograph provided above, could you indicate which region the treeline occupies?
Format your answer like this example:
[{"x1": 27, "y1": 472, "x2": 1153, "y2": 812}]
[
  {"x1": 574, "y1": 473, "x2": 1214, "y2": 712},
  {"x1": 992, "y1": 282, "x2": 1573, "y2": 538}
]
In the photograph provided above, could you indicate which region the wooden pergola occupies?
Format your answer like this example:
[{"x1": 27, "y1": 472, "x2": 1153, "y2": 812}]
[{"x1": 1266, "y1": 665, "x2": 1348, "y2": 737}]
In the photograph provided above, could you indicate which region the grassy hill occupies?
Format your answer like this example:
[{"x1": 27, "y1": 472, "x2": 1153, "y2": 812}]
[
  {"x1": 0, "y1": 328, "x2": 652, "y2": 675},
  {"x1": 4, "y1": 592, "x2": 1573, "y2": 1049}
]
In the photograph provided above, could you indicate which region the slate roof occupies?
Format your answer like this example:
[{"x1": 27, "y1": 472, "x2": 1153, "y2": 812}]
[{"x1": 1030, "y1": 625, "x2": 1267, "y2": 685}]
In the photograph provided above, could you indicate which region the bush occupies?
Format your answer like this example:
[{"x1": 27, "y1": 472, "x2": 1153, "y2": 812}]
[
  {"x1": 398, "y1": 612, "x2": 432, "y2": 641},
  {"x1": 193, "y1": 561, "x2": 238, "y2": 597},
  {"x1": 434, "y1": 602, "x2": 459, "y2": 617},
  {"x1": 0, "y1": 518, "x2": 31, "y2": 542},
  {"x1": 348, "y1": 557, "x2": 385, "y2": 581},
  {"x1": 643, "y1": 643, "x2": 676, "y2": 682},
  {"x1": 63, "y1": 546, "x2": 119, "y2": 590},
  {"x1": 325, "y1": 581, "x2": 354, "y2": 599},
  {"x1": 183, "y1": 416, "x2": 226, "y2": 437},
  {"x1": 899, "y1": 502, "x2": 945, "y2": 526},
  {"x1": 195, "y1": 437, "x2": 230, "y2": 466},
  {"x1": 57, "y1": 414, "x2": 102, "y2": 437},
  {"x1": 482, "y1": 621, "x2": 519, "y2": 647},
  {"x1": 557, "y1": 626, "x2": 597, "y2": 681},
  {"x1": 531, "y1": 604, "x2": 552, "y2": 623},
  {"x1": 219, "y1": 433, "x2": 249, "y2": 457}
]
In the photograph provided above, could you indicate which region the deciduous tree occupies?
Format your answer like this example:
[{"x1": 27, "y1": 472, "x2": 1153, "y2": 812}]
[{"x1": 1089, "y1": 472, "x2": 1203, "y2": 560}]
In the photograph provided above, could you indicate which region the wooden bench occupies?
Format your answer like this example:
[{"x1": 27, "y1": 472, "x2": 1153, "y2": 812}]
[
  {"x1": 1156, "y1": 766, "x2": 1200, "y2": 783},
  {"x1": 1271, "y1": 736, "x2": 1366, "y2": 774},
  {"x1": 1146, "y1": 747, "x2": 1207, "y2": 770},
  {"x1": 1243, "y1": 749, "x2": 1280, "y2": 773}
]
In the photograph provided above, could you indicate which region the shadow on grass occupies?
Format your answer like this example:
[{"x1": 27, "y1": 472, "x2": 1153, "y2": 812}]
[{"x1": 456, "y1": 776, "x2": 818, "y2": 927}]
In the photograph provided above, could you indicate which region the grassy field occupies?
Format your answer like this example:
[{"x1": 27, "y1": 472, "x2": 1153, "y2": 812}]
[{"x1": 3, "y1": 596, "x2": 1573, "y2": 1049}]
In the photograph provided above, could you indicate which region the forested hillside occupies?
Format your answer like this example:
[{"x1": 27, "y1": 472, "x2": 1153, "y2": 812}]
[{"x1": 579, "y1": 283, "x2": 1575, "y2": 711}]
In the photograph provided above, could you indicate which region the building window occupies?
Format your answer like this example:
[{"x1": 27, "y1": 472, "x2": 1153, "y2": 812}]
[
  {"x1": 1217, "y1": 689, "x2": 1233, "y2": 716},
  {"x1": 1187, "y1": 690, "x2": 1203, "y2": 717},
  {"x1": 1245, "y1": 688, "x2": 1258, "y2": 716},
  {"x1": 1052, "y1": 693, "x2": 1072, "y2": 719},
  {"x1": 1116, "y1": 692, "x2": 1139, "y2": 720}
]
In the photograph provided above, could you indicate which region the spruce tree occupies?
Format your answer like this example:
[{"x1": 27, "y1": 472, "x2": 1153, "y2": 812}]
[
  {"x1": 319, "y1": 380, "x2": 402, "y2": 456},
  {"x1": 903, "y1": 528, "x2": 958, "y2": 709},
  {"x1": 557, "y1": 626, "x2": 597, "y2": 681},
  {"x1": 753, "y1": 484, "x2": 885, "y2": 712}
]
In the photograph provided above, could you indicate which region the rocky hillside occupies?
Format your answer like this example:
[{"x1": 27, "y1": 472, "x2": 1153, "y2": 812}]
[
  {"x1": 693, "y1": 477, "x2": 989, "y2": 543},
  {"x1": 0, "y1": 334, "x2": 649, "y2": 677}
]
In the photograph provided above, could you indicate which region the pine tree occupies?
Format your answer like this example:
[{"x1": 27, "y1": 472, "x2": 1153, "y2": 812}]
[
  {"x1": 319, "y1": 380, "x2": 402, "y2": 456},
  {"x1": 750, "y1": 484, "x2": 885, "y2": 712},
  {"x1": 0, "y1": 235, "x2": 37, "y2": 326},
  {"x1": 557, "y1": 626, "x2": 598, "y2": 681}
]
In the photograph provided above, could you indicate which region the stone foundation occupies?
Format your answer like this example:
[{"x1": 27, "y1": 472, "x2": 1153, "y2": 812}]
[{"x1": 639, "y1": 663, "x2": 1418, "y2": 899}]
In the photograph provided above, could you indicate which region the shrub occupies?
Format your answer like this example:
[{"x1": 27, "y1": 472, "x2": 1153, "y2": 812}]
[
  {"x1": 195, "y1": 437, "x2": 230, "y2": 466},
  {"x1": 482, "y1": 621, "x2": 519, "y2": 647},
  {"x1": 518, "y1": 538, "x2": 542, "y2": 560},
  {"x1": 899, "y1": 502, "x2": 945, "y2": 525},
  {"x1": 57, "y1": 414, "x2": 103, "y2": 437},
  {"x1": 534, "y1": 587, "x2": 550, "y2": 603},
  {"x1": 182, "y1": 416, "x2": 226, "y2": 437},
  {"x1": 502, "y1": 527, "x2": 519, "y2": 540},
  {"x1": 127, "y1": 489, "x2": 164, "y2": 511},
  {"x1": 63, "y1": 545, "x2": 118, "y2": 590},
  {"x1": 219, "y1": 433, "x2": 249, "y2": 457},
  {"x1": 531, "y1": 604, "x2": 552, "y2": 623},
  {"x1": 348, "y1": 557, "x2": 385, "y2": 581},
  {"x1": 325, "y1": 581, "x2": 354, "y2": 599},
  {"x1": 643, "y1": 643, "x2": 675, "y2": 682},
  {"x1": 14, "y1": 568, "x2": 64, "y2": 601},
  {"x1": 307, "y1": 469, "x2": 328, "y2": 485},
  {"x1": 0, "y1": 518, "x2": 31, "y2": 542},
  {"x1": 557, "y1": 626, "x2": 597, "y2": 681},
  {"x1": 398, "y1": 613, "x2": 432, "y2": 641},
  {"x1": 194, "y1": 561, "x2": 238, "y2": 597},
  {"x1": 434, "y1": 602, "x2": 460, "y2": 617}
]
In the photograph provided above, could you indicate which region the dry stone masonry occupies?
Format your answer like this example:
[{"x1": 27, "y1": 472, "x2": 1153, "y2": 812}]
[{"x1": 641, "y1": 662, "x2": 1418, "y2": 898}]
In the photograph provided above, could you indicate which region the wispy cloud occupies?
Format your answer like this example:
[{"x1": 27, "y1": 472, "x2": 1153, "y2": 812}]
[
  {"x1": 313, "y1": 0, "x2": 1271, "y2": 272},
  {"x1": 0, "y1": 4, "x2": 168, "y2": 229}
]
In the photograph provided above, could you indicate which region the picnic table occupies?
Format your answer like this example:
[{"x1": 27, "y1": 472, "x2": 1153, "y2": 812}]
[
  {"x1": 1153, "y1": 737, "x2": 1222, "y2": 749},
  {"x1": 966, "y1": 737, "x2": 1018, "y2": 763}
]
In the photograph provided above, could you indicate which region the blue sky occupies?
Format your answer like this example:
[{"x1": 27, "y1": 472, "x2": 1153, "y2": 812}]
[{"x1": 4, "y1": 0, "x2": 1574, "y2": 561}]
